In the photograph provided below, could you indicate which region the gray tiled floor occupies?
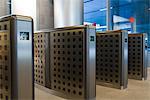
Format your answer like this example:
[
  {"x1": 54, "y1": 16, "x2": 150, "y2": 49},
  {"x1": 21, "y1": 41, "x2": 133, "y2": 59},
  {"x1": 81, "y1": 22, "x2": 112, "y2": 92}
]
[{"x1": 35, "y1": 69, "x2": 150, "y2": 100}]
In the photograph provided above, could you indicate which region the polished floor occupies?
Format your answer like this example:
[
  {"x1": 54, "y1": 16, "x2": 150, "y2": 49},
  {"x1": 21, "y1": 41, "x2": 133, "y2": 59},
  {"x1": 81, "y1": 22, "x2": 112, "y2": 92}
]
[{"x1": 35, "y1": 69, "x2": 150, "y2": 100}]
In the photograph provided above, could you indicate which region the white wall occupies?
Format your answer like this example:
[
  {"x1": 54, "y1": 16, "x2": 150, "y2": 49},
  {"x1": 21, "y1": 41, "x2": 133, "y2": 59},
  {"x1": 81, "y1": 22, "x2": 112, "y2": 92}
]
[{"x1": 11, "y1": 0, "x2": 36, "y2": 30}]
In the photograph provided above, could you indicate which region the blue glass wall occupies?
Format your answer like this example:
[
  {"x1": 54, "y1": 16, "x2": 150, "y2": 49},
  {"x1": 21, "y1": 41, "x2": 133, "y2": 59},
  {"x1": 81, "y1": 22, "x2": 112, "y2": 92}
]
[
  {"x1": 84, "y1": 0, "x2": 150, "y2": 45},
  {"x1": 84, "y1": 0, "x2": 107, "y2": 31},
  {"x1": 110, "y1": 0, "x2": 150, "y2": 45}
]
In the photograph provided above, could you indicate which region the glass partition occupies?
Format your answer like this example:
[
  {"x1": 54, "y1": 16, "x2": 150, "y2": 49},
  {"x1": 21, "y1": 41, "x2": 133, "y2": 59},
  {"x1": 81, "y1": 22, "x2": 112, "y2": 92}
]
[
  {"x1": 84, "y1": 0, "x2": 150, "y2": 46},
  {"x1": 84, "y1": 0, "x2": 107, "y2": 31}
]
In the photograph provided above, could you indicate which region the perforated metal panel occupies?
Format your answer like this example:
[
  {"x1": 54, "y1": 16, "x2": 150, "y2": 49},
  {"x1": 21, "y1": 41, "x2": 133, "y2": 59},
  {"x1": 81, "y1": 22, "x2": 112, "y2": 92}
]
[
  {"x1": 34, "y1": 33, "x2": 46, "y2": 86},
  {"x1": 0, "y1": 20, "x2": 11, "y2": 100},
  {"x1": 49, "y1": 26, "x2": 96, "y2": 99},
  {"x1": 0, "y1": 31, "x2": 11, "y2": 100},
  {"x1": 96, "y1": 30, "x2": 128, "y2": 89},
  {"x1": 128, "y1": 34, "x2": 148, "y2": 80},
  {"x1": 34, "y1": 32, "x2": 50, "y2": 87}
]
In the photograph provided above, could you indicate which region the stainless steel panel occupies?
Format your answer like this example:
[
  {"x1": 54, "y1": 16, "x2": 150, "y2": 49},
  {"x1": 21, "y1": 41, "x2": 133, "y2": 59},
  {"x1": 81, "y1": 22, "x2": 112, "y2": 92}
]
[
  {"x1": 16, "y1": 20, "x2": 33, "y2": 99},
  {"x1": 34, "y1": 32, "x2": 50, "y2": 87},
  {"x1": 54, "y1": 0, "x2": 83, "y2": 28},
  {"x1": 85, "y1": 27, "x2": 96, "y2": 99},
  {"x1": 36, "y1": 0, "x2": 54, "y2": 30},
  {"x1": 128, "y1": 34, "x2": 148, "y2": 80},
  {"x1": 0, "y1": 15, "x2": 34, "y2": 100},
  {"x1": 0, "y1": 0, "x2": 10, "y2": 17},
  {"x1": 96, "y1": 30, "x2": 128, "y2": 89},
  {"x1": 49, "y1": 26, "x2": 96, "y2": 99}
]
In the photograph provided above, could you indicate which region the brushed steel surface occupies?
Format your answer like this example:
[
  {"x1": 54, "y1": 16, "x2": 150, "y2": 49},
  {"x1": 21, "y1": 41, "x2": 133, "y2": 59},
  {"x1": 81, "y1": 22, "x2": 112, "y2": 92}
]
[
  {"x1": 85, "y1": 26, "x2": 96, "y2": 99},
  {"x1": 96, "y1": 30, "x2": 128, "y2": 89},
  {"x1": 121, "y1": 31, "x2": 128, "y2": 88},
  {"x1": 54, "y1": 0, "x2": 83, "y2": 28},
  {"x1": 0, "y1": 0, "x2": 10, "y2": 17},
  {"x1": 128, "y1": 34, "x2": 148, "y2": 80},
  {"x1": 36, "y1": 0, "x2": 54, "y2": 30},
  {"x1": 16, "y1": 20, "x2": 33, "y2": 99}
]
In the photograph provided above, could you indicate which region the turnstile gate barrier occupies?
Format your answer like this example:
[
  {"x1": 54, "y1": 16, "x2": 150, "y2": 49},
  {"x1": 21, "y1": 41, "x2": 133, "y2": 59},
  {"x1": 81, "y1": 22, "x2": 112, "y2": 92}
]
[
  {"x1": 96, "y1": 30, "x2": 128, "y2": 89},
  {"x1": 128, "y1": 33, "x2": 148, "y2": 80},
  {"x1": 49, "y1": 25, "x2": 96, "y2": 99},
  {"x1": 0, "y1": 15, "x2": 34, "y2": 100}
]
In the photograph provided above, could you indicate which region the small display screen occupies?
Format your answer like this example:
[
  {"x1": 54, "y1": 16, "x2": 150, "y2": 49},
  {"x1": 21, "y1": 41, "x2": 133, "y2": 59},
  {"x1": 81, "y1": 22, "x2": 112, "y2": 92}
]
[
  {"x1": 20, "y1": 32, "x2": 29, "y2": 40},
  {"x1": 90, "y1": 36, "x2": 95, "y2": 41}
]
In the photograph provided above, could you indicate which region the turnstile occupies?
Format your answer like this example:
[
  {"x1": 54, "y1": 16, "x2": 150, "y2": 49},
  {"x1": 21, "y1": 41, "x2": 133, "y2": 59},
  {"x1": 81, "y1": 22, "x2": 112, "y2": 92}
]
[
  {"x1": 128, "y1": 34, "x2": 148, "y2": 80},
  {"x1": 96, "y1": 30, "x2": 128, "y2": 89},
  {"x1": 0, "y1": 15, "x2": 34, "y2": 100},
  {"x1": 49, "y1": 26, "x2": 96, "y2": 99},
  {"x1": 34, "y1": 31, "x2": 50, "y2": 87}
]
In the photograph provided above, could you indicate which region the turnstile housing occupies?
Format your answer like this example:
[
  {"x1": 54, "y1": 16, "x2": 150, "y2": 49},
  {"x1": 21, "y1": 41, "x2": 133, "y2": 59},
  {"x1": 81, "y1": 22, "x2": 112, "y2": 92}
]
[
  {"x1": 0, "y1": 15, "x2": 34, "y2": 100},
  {"x1": 128, "y1": 34, "x2": 148, "y2": 80},
  {"x1": 96, "y1": 30, "x2": 128, "y2": 89},
  {"x1": 49, "y1": 26, "x2": 96, "y2": 99}
]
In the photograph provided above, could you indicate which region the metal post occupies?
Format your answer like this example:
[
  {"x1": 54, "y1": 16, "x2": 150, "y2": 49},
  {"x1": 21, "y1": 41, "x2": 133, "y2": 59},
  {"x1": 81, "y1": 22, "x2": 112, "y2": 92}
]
[
  {"x1": 106, "y1": 0, "x2": 111, "y2": 30},
  {"x1": 54, "y1": 0, "x2": 83, "y2": 28}
]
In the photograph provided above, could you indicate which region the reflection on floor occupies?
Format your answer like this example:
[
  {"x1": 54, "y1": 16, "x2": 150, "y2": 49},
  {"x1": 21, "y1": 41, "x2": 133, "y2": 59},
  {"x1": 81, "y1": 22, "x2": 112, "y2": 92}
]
[
  {"x1": 35, "y1": 87, "x2": 64, "y2": 100},
  {"x1": 35, "y1": 69, "x2": 150, "y2": 100}
]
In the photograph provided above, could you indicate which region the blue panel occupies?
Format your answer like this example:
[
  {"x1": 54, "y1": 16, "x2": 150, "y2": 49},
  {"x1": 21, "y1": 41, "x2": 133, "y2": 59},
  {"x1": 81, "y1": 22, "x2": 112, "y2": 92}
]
[{"x1": 84, "y1": 0, "x2": 106, "y2": 31}]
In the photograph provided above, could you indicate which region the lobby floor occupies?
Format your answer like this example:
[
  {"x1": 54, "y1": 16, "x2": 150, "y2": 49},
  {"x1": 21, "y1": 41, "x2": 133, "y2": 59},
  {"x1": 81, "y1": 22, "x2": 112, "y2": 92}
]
[{"x1": 35, "y1": 69, "x2": 150, "y2": 100}]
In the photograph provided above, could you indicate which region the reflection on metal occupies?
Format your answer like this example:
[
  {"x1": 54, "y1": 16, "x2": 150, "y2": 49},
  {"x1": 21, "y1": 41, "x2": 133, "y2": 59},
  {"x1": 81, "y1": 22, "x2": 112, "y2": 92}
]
[
  {"x1": 0, "y1": 0, "x2": 11, "y2": 17},
  {"x1": 0, "y1": 15, "x2": 34, "y2": 100},
  {"x1": 54, "y1": 0, "x2": 83, "y2": 28},
  {"x1": 148, "y1": 52, "x2": 150, "y2": 67},
  {"x1": 96, "y1": 30, "x2": 128, "y2": 89},
  {"x1": 49, "y1": 25, "x2": 96, "y2": 99},
  {"x1": 128, "y1": 33, "x2": 148, "y2": 80},
  {"x1": 36, "y1": 0, "x2": 54, "y2": 30},
  {"x1": 34, "y1": 31, "x2": 50, "y2": 88}
]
